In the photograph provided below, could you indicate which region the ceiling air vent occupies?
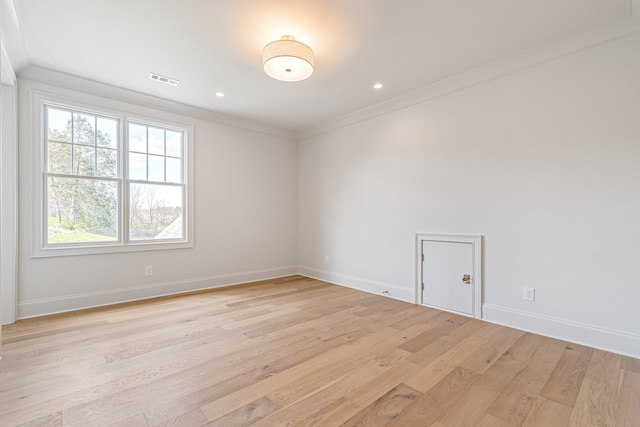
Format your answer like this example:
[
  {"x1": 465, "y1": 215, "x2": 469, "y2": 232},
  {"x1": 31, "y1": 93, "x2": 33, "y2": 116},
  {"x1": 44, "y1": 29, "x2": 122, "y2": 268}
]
[{"x1": 148, "y1": 72, "x2": 179, "y2": 86}]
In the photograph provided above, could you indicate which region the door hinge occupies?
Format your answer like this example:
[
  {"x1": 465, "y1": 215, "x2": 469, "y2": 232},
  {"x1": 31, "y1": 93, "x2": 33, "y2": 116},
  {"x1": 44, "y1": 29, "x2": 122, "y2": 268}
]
[
  {"x1": 421, "y1": 253, "x2": 424, "y2": 262},
  {"x1": 421, "y1": 282, "x2": 424, "y2": 290}
]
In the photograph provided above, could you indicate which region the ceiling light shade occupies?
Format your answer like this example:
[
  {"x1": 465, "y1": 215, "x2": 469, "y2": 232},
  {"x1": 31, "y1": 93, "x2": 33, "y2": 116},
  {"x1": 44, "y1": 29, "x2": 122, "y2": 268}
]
[{"x1": 263, "y1": 35, "x2": 314, "y2": 82}]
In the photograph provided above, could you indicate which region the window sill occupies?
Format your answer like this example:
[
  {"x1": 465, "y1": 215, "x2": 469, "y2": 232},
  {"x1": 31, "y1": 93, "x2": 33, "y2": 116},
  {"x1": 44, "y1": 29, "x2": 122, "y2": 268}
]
[{"x1": 31, "y1": 240, "x2": 194, "y2": 258}]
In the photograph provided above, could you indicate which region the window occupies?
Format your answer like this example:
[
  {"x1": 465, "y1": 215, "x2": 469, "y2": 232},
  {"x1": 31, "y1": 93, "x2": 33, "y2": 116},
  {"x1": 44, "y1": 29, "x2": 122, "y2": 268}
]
[
  {"x1": 37, "y1": 95, "x2": 192, "y2": 256},
  {"x1": 127, "y1": 122, "x2": 185, "y2": 241},
  {"x1": 46, "y1": 106, "x2": 120, "y2": 244}
]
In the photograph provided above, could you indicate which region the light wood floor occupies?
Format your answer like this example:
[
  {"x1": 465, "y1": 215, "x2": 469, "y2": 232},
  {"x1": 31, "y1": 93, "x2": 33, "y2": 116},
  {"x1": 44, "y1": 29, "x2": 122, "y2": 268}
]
[{"x1": 1, "y1": 276, "x2": 638, "y2": 426}]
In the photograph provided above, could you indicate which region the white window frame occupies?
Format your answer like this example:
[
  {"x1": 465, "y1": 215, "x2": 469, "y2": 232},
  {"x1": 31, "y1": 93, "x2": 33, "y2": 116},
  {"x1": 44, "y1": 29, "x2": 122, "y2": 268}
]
[{"x1": 30, "y1": 90, "x2": 194, "y2": 257}]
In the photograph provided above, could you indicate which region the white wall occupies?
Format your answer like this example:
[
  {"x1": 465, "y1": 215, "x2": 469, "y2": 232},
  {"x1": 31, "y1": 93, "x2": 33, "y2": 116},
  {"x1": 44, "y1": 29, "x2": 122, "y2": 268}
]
[
  {"x1": 298, "y1": 34, "x2": 640, "y2": 357},
  {"x1": 1, "y1": 33, "x2": 19, "y2": 356},
  {"x1": 1, "y1": 81, "x2": 17, "y2": 326},
  {"x1": 17, "y1": 70, "x2": 298, "y2": 318},
  {"x1": 8, "y1": 19, "x2": 640, "y2": 359}
]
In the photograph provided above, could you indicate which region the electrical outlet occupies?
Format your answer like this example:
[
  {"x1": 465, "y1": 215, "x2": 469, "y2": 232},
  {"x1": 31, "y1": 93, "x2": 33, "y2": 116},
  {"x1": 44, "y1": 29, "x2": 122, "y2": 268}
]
[
  {"x1": 324, "y1": 255, "x2": 329, "y2": 266},
  {"x1": 523, "y1": 287, "x2": 535, "y2": 302},
  {"x1": 145, "y1": 266, "x2": 153, "y2": 276}
]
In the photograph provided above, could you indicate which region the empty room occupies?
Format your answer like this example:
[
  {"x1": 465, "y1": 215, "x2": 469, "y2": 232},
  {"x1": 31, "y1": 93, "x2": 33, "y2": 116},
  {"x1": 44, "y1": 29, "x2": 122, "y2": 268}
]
[{"x1": 1, "y1": 1, "x2": 639, "y2": 426}]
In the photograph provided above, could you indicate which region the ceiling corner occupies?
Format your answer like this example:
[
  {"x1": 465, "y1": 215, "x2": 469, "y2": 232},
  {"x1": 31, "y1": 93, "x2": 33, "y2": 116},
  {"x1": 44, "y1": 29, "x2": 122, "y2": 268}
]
[
  {"x1": 1, "y1": 38, "x2": 17, "y2": 84},
  {"x1": 0, "y1": 0, "x2": 29, "y2": 72}
]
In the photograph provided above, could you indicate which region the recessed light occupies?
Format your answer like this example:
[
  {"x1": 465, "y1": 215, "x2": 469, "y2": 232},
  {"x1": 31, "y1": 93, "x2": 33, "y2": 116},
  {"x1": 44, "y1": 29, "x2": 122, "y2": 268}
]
[
  {"x1": 216, "y1": 92, "x2": 225, "y2": 97},
  {"x1": 148, "y1": 72, "x2": 179, "y2": 86},
  {"x1": 373, "y1": 83, "x2": 383, "y2": 89}
]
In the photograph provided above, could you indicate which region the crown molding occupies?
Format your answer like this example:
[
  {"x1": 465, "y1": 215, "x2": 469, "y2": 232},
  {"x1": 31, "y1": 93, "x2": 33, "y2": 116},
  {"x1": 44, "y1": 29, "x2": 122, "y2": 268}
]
[
  {"x1": 298, "y1": 16, "x2": 640, "y2": 140},
  {"x1": 1, "y1": 37, "x2": 16, "y2": 85},
  {"x1": 18, "y1": 65, "x2": 297, "y2": 140},
  {"x1": 0, "y1": 0, "x2": 28, "y2": 72}
]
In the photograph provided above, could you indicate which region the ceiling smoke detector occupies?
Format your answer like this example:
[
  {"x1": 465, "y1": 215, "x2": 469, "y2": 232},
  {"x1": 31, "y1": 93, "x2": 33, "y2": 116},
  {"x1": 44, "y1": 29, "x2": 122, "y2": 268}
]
[{"x1": 148, "y1": 72, "x2": 180, "y2": 86}]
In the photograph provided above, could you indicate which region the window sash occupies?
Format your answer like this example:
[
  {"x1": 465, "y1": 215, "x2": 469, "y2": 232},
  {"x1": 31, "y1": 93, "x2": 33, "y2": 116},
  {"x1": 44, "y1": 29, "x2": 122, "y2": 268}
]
[
  {"x1": 44, "y1": 174, "x2": 121, "y2": 246},
  {"x1": 127, "y1": 181, "x2": 186, "y2": 242}
]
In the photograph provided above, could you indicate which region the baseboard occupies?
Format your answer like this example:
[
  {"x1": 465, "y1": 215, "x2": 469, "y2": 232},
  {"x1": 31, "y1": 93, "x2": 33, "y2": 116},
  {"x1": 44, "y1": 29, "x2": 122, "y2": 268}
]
[
  {"x1": 297, "y1": 266, "x2": 414, "y2": 303},
  {"x1": 17, "y1": 266, "x2": 298, "y2": 319},
  {"x1": 483, "y1": 304, "x2": 640, "y2": 359},
  {"x1": 18, "y1": 267, "x2": 638, "y2": 359},
  {"x1": 297, "y1": 268, "x2": 640, "y2": 358}
]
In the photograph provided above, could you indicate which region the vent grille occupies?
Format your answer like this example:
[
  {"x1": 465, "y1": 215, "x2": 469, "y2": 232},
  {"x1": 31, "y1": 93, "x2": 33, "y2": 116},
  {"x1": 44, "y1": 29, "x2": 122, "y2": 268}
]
[{"x1": 148, "y1": 72, "x2": 179, "y2": 86}]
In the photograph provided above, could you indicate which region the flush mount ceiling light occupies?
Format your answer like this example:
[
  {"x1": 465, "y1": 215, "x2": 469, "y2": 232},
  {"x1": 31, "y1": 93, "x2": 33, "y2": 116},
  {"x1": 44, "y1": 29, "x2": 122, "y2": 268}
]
[{"x1": 263, "y1": 35, "x2": 314, "y2": 82}]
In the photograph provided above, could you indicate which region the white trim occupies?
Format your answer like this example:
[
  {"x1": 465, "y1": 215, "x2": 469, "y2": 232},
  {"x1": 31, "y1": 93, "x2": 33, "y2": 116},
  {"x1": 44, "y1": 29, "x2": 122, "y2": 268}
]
[
  {"x1": 299, "y1": 16, "x2": 640, "y2": 140},
  {"x1": 26, "y1": 86, "x2": 196, "y2": 258},
  {"x1": 0, "y1": 0, "x2": 29, "y2": 72},
  {"x1": 297, "y1": 265, "x2": 414, "y2": 303},
  {"x1": 483, "y1": 304, "x2": 640, "y2": 359},
  {"x1": 415, "y1": 233, "x2": 483, "y2": 319},
  {"x1": 19, "y1": 66, "x2": 296, "y2": 140},
  {"x1": 17, "y1": 266, "x2": 299, "y2": 319},
  {"x1": 0, "y1": 38, "x2": 16, "y2": 85}
]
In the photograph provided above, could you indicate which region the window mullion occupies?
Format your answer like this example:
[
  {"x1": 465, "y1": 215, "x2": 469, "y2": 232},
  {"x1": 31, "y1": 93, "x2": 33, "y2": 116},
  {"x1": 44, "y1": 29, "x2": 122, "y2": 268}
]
[
  {"x1": 122, "y1": 117, "x2": 128, "y2": 244},
  {"x1": 70, "y1": 112, "x2": 75, "y2": 175},
  {"x1": 93, "y1": 115, "x2": 97, "y2": 175}
]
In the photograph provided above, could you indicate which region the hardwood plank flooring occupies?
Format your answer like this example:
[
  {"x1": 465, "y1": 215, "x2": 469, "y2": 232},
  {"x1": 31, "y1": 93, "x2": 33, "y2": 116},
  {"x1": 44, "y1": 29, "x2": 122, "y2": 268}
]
[{"x1": 0, "y1": 276, "x2": 638, "y2": 426}]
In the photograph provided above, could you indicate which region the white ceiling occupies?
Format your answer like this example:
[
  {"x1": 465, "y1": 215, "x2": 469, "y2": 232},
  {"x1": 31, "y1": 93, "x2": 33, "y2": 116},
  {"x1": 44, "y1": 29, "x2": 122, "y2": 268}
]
[{"x1": 1, "y1": 0, "x2": 632, "y2": 132}]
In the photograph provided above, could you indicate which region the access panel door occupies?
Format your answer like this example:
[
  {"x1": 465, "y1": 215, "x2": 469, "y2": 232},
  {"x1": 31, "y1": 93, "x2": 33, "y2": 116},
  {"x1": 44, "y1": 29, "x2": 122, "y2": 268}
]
[{"x1": 422, "y1": 240, "x2": 474, "y2": 316}]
